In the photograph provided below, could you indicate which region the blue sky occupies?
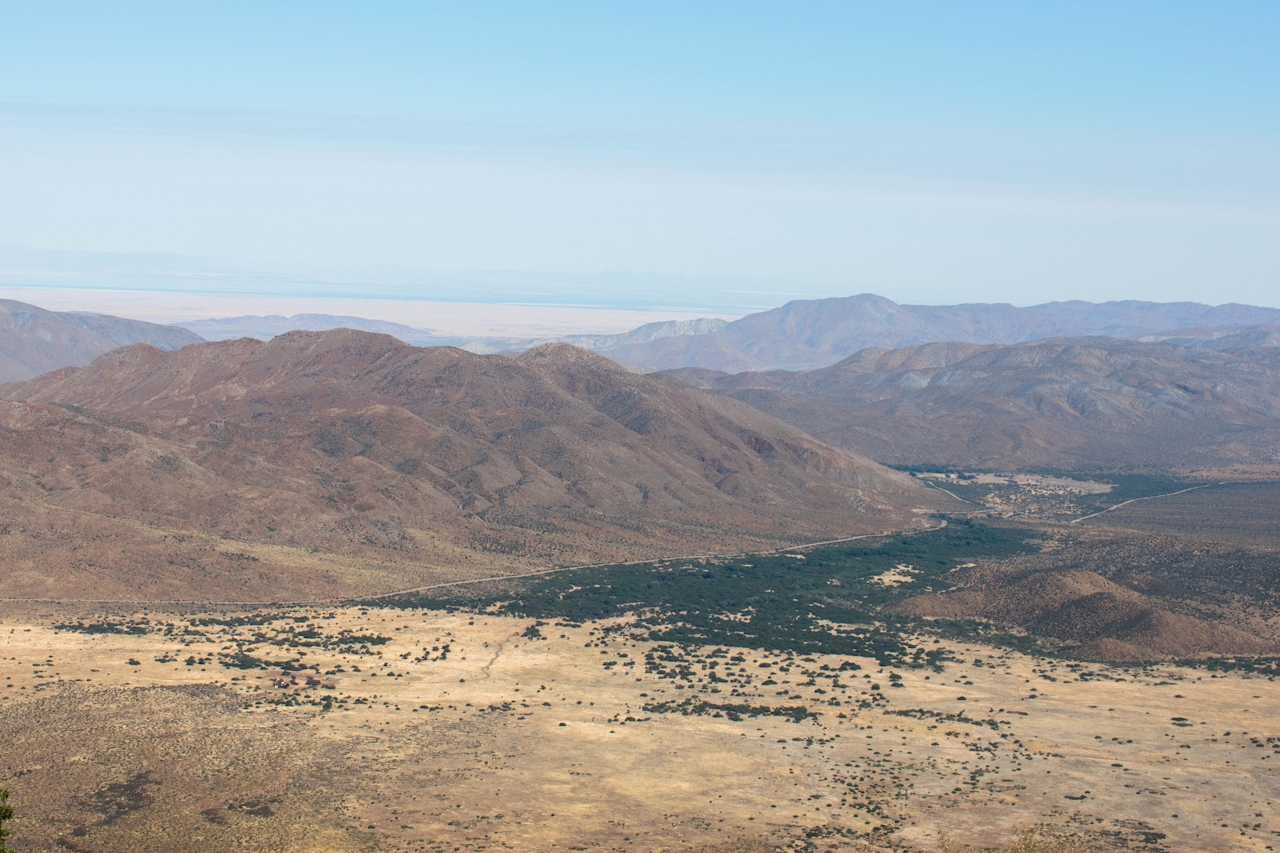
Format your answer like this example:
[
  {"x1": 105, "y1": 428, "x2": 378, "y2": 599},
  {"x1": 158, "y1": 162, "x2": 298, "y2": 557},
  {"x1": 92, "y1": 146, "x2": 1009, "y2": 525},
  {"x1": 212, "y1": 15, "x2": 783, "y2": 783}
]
[{"x1": 1, "y1": 2, "x2": 1277, "y2": 310}]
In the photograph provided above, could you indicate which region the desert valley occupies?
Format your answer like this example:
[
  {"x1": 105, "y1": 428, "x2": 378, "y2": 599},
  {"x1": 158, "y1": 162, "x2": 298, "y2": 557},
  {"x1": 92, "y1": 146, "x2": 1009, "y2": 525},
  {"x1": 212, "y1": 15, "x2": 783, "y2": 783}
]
[
  {"x1": 3, "y1": 295, "x2": 1280, "y2": 853},
  {"x1": 2, "y1": 9, "x2": 1276, "y2": 850}
]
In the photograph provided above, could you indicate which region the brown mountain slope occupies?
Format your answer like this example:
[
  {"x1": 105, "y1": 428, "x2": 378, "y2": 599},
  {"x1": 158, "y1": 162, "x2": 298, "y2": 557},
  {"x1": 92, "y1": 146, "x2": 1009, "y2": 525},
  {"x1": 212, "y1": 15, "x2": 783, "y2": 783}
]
[
  {"x1": 0, "y1": 330, "x2": 946, "y2": 602},
  {"x1": 672, "y1": 336, "x2": 1280, "y2": 471},
  {"x1": 0, "y1": 298, "x2": 203, "y2": 382}
]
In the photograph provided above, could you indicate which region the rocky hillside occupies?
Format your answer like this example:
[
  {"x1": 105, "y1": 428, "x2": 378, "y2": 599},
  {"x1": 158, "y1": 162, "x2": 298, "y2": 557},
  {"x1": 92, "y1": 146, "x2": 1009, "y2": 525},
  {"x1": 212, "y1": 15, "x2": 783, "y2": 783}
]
[{"x1": 0, "y1": 330, "x2": 946, "y2": 602}]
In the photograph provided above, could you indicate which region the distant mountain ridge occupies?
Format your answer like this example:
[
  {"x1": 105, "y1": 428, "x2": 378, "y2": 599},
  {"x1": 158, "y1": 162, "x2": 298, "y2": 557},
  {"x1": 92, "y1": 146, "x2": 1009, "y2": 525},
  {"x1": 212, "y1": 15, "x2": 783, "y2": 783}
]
[
  {"x1": 175, "y1": 313, "x2": 731, "y2": 356},
  {"x1": 589, "y1": 294, "x2": 1280, "y2": 372},
  {"x1": 168, "y1": 297, "x2": 1280, "y2": 374},
  {"x1": 177, "y1": 313, "x2": 444, "y2": 345},
  {"x1": 0, "y1": 298, "x2": 203, "y2": 383},
  {"x1": 1025, "y1": 300, "x2": 1280, "y2": 335},
  {"x1": 671, "y1": 335, "x2": 1280, "y2": 472},
  {"x1": 15, "y1": 293, "x2": 1280, "y2": 385},
  {"x1": 561, "y1": 317, "x2": 729, "y2": 351},
  {"x1": 1137, "y1": 325, "x2": 1280, "y2": 352}
]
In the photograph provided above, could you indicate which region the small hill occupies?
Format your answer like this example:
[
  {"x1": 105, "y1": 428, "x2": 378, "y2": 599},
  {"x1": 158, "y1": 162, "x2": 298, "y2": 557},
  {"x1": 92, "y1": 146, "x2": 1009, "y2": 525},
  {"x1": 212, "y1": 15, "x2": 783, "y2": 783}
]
[
  {"x1": 675, "y1": 336, "x2": 1280, "y2": 471},
  {"x1": 893, "y1": 569, "x2": 1277, "y2": 661},
  {"x1": 0, "y1": 299, "x2": 203, "y2": 383},
  {"x1": 0, "y1": 330, "x2": 946, "y2": 602}
]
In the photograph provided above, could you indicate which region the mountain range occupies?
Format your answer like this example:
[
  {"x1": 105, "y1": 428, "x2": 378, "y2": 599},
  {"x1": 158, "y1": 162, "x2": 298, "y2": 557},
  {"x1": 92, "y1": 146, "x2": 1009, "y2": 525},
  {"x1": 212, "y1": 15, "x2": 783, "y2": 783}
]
[
  {"x1": 0, "y1": 329, "x2": 942, "y2": 602},
  {"x1": 7, "y1": 292, "x2": 1280, "y2": 386},
  {"x1": 672, "y1": 336, "x2": 1280, "y2": 472},
  {"x1": 173, "y1": 294, "x2": 1280, "y2": 373},
  {"x1": 588, "y1": 294, "x2": 1280, "y2": 372},
  {"x1": 5, "y1": 290, "x2": 1280, "y2": 476}
]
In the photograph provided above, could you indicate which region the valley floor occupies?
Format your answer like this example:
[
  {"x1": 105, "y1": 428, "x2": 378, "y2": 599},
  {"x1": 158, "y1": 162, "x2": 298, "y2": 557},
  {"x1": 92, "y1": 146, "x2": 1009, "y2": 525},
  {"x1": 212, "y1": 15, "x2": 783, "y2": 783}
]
[{"x1": 2, "y1": 607, "x2": 1277, "y2": 853}]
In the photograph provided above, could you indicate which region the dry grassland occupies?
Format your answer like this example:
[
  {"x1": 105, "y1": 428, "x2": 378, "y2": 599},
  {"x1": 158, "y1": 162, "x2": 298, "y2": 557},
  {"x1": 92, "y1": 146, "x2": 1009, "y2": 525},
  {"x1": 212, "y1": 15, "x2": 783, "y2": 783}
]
[{"x1": 2, "y1": 608, "x2": 1278, "y2": 853}]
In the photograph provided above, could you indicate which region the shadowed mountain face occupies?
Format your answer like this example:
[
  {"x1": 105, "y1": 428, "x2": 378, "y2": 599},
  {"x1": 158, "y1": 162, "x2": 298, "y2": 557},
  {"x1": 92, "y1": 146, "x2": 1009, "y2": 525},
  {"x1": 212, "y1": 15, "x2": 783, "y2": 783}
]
[
  {"x1": 594, "y1": 294, "x2": 1280, "y2": 372},
  {"x1": 669, "y1": 337, "x2": 1280, "y2": 471},
  {"x1": 0, "y1": 330, "x2": 945, "y2": 602},
  {"x1": 0, "y1": 299, "x2": 203, "y2": 383}
]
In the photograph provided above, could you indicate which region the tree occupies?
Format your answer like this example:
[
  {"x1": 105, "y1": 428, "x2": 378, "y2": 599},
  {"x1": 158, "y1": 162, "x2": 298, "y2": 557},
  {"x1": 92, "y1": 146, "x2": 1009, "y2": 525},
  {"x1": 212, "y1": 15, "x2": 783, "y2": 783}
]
[{"x1": 0, "y1": 788, "x2": 13, "y2": 853}]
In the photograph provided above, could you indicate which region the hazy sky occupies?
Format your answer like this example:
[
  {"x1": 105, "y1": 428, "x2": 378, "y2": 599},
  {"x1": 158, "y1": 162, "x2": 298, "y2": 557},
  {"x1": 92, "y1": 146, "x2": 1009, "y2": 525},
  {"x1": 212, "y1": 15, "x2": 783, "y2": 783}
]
[{"x1": 2, "y1": 2, "x2": 1277, "y2": 309}]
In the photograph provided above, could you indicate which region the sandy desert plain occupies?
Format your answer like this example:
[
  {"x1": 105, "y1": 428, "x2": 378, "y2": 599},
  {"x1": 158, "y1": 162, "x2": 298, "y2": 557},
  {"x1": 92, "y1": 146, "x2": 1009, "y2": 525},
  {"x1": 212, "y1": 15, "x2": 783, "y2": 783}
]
[{"x1": 3, "y1": 591, "x2": 1279, "y2": 853}]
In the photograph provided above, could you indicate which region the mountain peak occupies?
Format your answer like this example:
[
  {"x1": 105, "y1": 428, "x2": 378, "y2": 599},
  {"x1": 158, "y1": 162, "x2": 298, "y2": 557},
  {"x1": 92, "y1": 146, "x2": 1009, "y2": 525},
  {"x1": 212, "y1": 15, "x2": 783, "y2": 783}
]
[{"x1": 518, "y1": 341, "x2": 630, "y2": 372}]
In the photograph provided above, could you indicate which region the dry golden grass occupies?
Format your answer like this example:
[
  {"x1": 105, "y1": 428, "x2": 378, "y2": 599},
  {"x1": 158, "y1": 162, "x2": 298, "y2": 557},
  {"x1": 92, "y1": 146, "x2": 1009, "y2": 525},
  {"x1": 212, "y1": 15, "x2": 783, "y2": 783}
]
[{"x1": 3, "y1": 606, "x2": 1278, "y2": 852}]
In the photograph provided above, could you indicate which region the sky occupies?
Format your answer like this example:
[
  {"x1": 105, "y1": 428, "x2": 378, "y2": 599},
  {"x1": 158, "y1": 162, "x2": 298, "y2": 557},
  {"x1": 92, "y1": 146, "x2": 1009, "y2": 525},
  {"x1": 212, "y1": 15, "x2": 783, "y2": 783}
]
[{"x1": 1, "y1": 1, "x2": 1278, "y2": 318}]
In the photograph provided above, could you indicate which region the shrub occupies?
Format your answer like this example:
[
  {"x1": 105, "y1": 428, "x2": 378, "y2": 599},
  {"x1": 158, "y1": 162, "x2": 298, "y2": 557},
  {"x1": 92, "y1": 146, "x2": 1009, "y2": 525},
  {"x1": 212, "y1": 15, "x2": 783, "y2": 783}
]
[{"x1": 0, "y1": 788, "x2": 13, "y2": 853}]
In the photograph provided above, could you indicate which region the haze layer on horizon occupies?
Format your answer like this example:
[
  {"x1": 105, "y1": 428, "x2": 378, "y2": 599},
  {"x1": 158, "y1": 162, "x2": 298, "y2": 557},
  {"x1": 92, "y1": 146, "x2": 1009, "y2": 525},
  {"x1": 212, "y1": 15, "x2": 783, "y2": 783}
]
[{"x1": 2, "y1": 2, "x2": 1278, "y2": 311}]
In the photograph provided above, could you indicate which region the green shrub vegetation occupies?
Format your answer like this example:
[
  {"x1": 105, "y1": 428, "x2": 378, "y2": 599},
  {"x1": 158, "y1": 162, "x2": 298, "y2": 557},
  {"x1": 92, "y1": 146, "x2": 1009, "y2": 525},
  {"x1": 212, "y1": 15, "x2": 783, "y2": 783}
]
[{"x1": 378, "y1": 519, "x2": 1034, "y2": 667}]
